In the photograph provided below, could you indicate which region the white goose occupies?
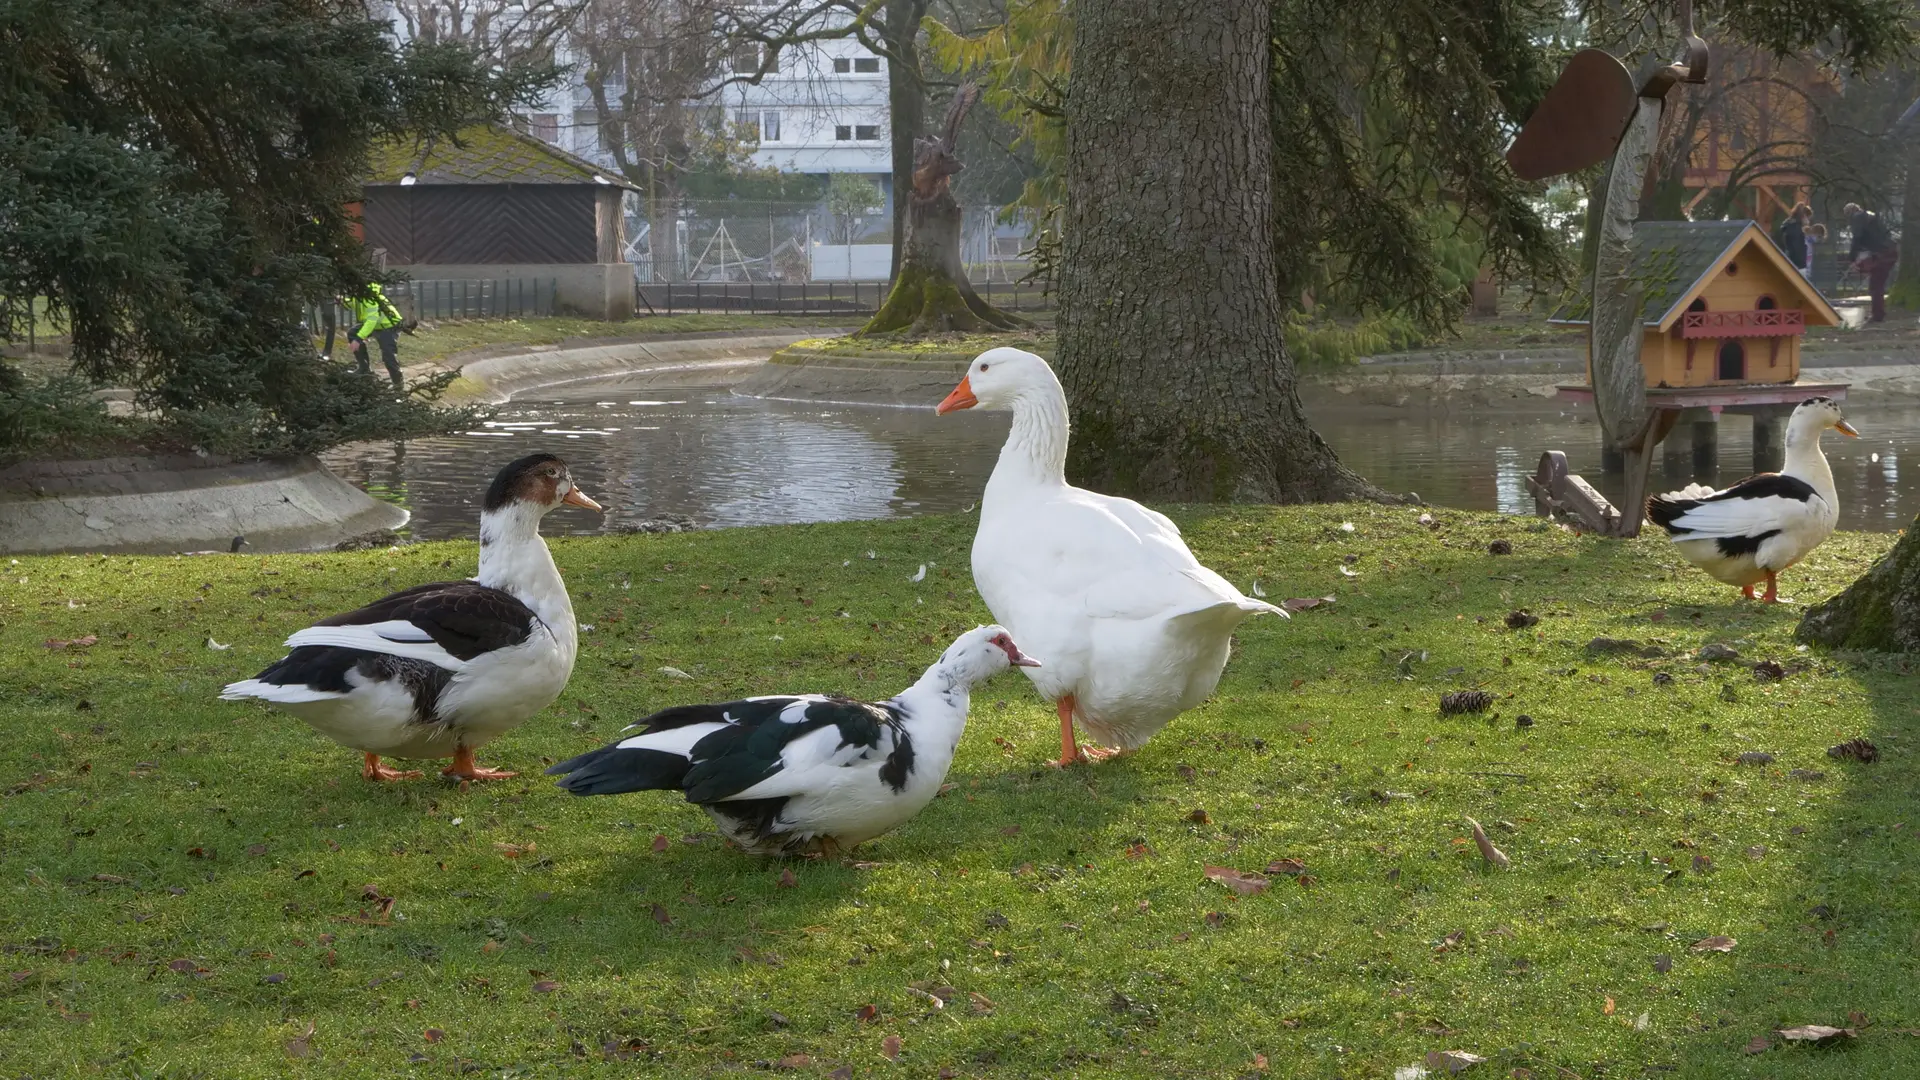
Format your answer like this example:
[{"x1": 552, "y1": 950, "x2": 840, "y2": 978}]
[
  {"x1": 546, "y1": 626, "x2": 1038, "y2": 856},
  {"x1": 221, "y1": 453, "x2": 602, "y2": 780},
  {"x1": 1647, "y1": 397, "x2": 1858, "y2": 602},
  {"x1": 935, "y1": 348, "x2": 1286, "y2": 766}
]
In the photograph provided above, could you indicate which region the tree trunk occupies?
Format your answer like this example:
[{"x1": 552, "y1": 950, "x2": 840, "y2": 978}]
[
  {"x1": 1797, "y1": 518, "x2": 1920, "y2": 652},
  {"x1": 1892, "y1": 139, "x2": 1920, "y2": 308},
  {"x1": 858, "y1": 84, "x2": 1022, "y2": 337},
  {"x1": 883, "y1": 0, "x2": 926, "y2": 284},
  {"x1": 1054, "y1": 0, "x2": 1388, "y2": 503}
]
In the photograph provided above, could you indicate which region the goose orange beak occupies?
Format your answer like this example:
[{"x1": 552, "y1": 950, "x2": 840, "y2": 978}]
[
  {"x1": 563, "y1": 488, "x2": 605, "y2": 512},
  {"x1": 1837, "y1": 420, "x2": 1860, "y2": 437},
  {"x1": 936, "y1": 376, "x2": 977, "y2": 415}
]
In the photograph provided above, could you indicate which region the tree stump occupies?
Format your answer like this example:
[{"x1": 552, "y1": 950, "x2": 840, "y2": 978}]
[
  {"x1": 856, "y1": 83, "x2": 1022, "y2": 338},
  {"x1": 1797, "y1": 519, "x2": 1920, "y2": 652}
]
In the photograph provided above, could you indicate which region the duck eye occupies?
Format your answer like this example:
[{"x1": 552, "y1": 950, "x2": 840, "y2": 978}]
[{"x1": 979, "y1": 363, "x2": 990, "y2": 372}]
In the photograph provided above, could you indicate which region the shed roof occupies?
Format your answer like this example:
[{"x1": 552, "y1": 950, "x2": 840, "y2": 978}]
[
  {"x1": 366, "y1": 124, "x2": 637, "y2": 190},
  {"x1": 1549, "y1": 220, "x2": 1838, "y2": 329}
]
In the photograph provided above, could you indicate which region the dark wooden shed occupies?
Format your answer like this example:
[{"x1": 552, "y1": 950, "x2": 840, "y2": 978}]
[{"x1": 363, "y1": 125, "x2": 633, "y2": 266}]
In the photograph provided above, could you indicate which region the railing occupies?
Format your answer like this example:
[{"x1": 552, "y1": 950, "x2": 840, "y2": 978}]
[
  {"x1": 636, "y1": 279, "x2": 1052, "y2": 316},
  {"x1": 307, "y1": 278, "x2": 558, "y2": 334},
  {"x1": 1678, "y1": 309, "x2": 1805, "y2": 338}
]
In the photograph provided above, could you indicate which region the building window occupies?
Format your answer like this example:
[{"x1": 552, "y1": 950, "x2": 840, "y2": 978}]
[
  {"x1": 760, "y1": 111, "x2": 781, "y2": 142},
  {"x1": 835, "y1": 124, "x2": 853, "y2": 141},
  {"x1": 1717, "y1": 340, "x2": 1745, "y2": 380},
  {"x1": 833, "y1": 57, "x2": 851, "y2": 73},
  {"x1": 854, "y1": 57, "x2": 880, "y2": 73},
  {"x1": 855, "y1": 124, "x2": 879, "y2": 141},
  {"x1": 531, "y1": 113, "x2": 560, "y2": 144},
  {"x1": 731, "y1": 46, "x2": 762, "y2": 73},
  {"x1": 571, "y1": 109, "x2": 599, "y2": 156}
]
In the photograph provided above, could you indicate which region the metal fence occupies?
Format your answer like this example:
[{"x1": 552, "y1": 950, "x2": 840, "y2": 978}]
[
  {"x1": 308, "y1": 278, "x2": 558, "y2": 335},
  {"x1": 635, "y1": 279, "x2": 1053, "y2": 316}
]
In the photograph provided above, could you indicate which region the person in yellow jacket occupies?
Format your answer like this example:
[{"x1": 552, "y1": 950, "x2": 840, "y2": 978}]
[{"x1": 343, "y1": 283, "x2": 406, "y2": 388}]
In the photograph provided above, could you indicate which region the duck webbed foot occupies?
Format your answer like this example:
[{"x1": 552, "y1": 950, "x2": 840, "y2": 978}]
[
  {"x1": 441, "y1": 746, "x2": 518, "y2": 781},
  {"x1": 362, "y1": 753, "x2": 423, "y2": 782}
]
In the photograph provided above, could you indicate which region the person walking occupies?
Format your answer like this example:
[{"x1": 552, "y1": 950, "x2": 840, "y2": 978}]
[
  {"x1": 344, "y1": 283, "x2": 405, "y2": 388},
  {"x1": 1845, "y1": 202, "x2": 1899, "y2": 322},
  {"x1": 1778, "y1": 203, "x2": 1810, "y2": 277},
  {"x1": 1805, "y1": 222, "x2": 1827, "y2": 281}
]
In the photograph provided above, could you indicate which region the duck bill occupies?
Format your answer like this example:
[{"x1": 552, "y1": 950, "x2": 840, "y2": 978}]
[
  {"x1": 1836, "y1": 420, "x2": 1861, "y2": 437},
  {"x1": 563, "y1": 488, "x2": 605, "y2": 512},
  {"x1": 1005, "y1": 645, "x2": 1042, "y2": 668},
  {"x1": 935, "y1": 377, "x2": 977, "y2": 415}
]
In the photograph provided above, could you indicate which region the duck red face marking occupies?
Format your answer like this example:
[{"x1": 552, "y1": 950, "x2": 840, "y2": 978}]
[{"x1": 991, "y1": 633, "x2": 1041, "y2": 667}]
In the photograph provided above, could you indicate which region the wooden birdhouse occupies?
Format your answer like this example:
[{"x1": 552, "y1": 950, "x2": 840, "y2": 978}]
[{"x1": 1551, "y1": 220, "x2": 1839, "y2": 388}]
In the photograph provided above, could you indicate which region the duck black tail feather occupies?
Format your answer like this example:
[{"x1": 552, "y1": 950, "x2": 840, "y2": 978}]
[
  {"x1": 546, "y1": 745, "x2": 691, "y2": 796},
  {"x1": 1644, "y1": 496, "x2": 1699, "y2": 534}
]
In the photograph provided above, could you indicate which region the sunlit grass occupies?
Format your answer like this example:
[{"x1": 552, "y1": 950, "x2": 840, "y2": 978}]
[{"x1": 1, "y1": 505, "x2": 1915, "y2": 1077}]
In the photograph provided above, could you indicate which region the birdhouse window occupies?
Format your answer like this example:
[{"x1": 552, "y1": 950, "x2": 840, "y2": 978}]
[
  {"x1": 1725, "y1": 261, "x2": 1740, "y2": 277},
  {"x1": 1717, "y1": 340, "x2": 1745, "y2": 380},
  {"x1": 1688, "y1": 298, "x2": 1708, "y2": 312}
]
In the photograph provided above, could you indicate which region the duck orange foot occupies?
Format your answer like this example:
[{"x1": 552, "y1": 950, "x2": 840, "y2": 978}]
[
  {"x1": 441, "y1": 746, "x2": 517, "y2": 782},
  {"x1": 362, "y1": 753, "x2": 422, "y2": 782}
]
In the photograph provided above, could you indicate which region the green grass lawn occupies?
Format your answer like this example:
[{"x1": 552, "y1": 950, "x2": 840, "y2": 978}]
[{"x1": 2, "y1": 505, "x2": 1916, "y2": 1078}]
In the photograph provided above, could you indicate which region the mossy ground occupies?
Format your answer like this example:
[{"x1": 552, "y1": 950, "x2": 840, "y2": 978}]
[
  {"x1": 2, "y1": 505, "x2": 1916, "y2": 1078},
  {"x1": 400, "y1": 315, "x2": 857, "y2": 367}
]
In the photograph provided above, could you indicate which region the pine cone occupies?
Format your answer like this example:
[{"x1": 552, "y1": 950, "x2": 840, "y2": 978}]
[
  {"x1": 1440, "y1": 690, "x2": 1495, "y2": 715},
  {"x1": 1827, "y1": 737, "x2": 1879, "y2": 764}
]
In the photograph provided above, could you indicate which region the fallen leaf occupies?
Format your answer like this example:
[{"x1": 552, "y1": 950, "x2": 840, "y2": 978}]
[
  {"x1": 424, "y1": 1028, "x2": 445, "y2": 1043},
  {"x1": 830, "y1": 1070, "x2": 853, "y2": 1080},
  {"x1": 1691, "y1": 935, "x2": 1737, "y2": 953},
  {"x1": 91, "y1": 873, "x2": 130, "y2": 885},
  {"x1": 1185, "y1": 808, "x2": 1211, "y2": 825},
  {"x1": 968, "y1": 991, "x2": 994, "y2": 1015},
  {"x1": 481, "y1": 940, "x2": 503, "y2": 955},
  {"x1": 1828, "y1": 737, "x2": 1878, "y2": 763},
  {"x1": 1604, "y1": 996, "x2": 1616, "y2": 1016},
  {"x1": 775, "y1": 1053, "x2": 811, "y2": 1069},
  {"x1": 44, "y1": 635, "x2": 98, "y2": 650},
  {"x1": 777, "y1": 868, "x2": 798, "y2": 889},
  {"x1": 1435, "y1": 929, "x2": 1465, "y2": 953},
  {"x1": 651, "y1": 903, "x2": 672, "y2": 925},
  {"x1": 1203, "y1": 911, "x2": 1227, "y2": 928},
  {"x1": 881, "y1": 1034, "x2": 902, "y2": 1060},
  {"x1": 284, "y1": 1021, "x2": 315, "y2": 1059},
  {"x1": 1693, "y1": 854, "x2": 1714, "y2": 873},
  {"x1": 1000, "y1": 825, "x2": 1021, "y2": 836},
  {"x1": 1282, "y1": 596, "x2": 1333, "y2": 612},
  {"x1": 1776, "y1": 1025, "x2": 1856, "y2": 1044},
  {"x1": 1463, "y1": 816, "x2": 1510, "y2": 868},
  {"x1": 1203, "y1": 865, "x2": 1270, "y2": 896},
  {"x1": 532, "y1": 980, "x2": 559, "y2": 993},
  {"x1": 1653, "y1": 954, "x2": 1672, "y2": 973},
  {"x1": 649, "y1": 833, "x2": 669, "y2": 853},
  {"x1": 1425, "y1": 1048, "x2": 1486, "y2": 1073},
  {"x1": 1745, "y1": 845, "x2": 1768, "y2": 860},
  {"x1": 1742, "y1": 1035, "x2": 1772, "y2": 1054},
  {"x1": 493, "y1": 842, "x2": 535, "y2": 858},
  {"x1": 1265, "y1": 858, "x2": 1307, "y2": 876},
  {"x1": 855, "y1": 1004, "x2": 878, "y2": 1023}
]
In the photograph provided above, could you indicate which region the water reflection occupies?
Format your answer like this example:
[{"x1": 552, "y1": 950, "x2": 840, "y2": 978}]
[
  {"x1": 321, "y1": 372, "x2": 1920, "y2": 539},
  {"x1": 321, "y1": 373, "x2": 1009, "y2": 540}
]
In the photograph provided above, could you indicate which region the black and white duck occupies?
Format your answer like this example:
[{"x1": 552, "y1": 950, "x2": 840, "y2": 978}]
[
  {"x1": 1647, "y1": 397, "x2": 1858, "y2": 602},
  {"x1": 221, "y1": 453, "x2": 602, "y2": 780},
  {"x1": 546, "y1": 626, "x2": 1039, "y2": 856}
]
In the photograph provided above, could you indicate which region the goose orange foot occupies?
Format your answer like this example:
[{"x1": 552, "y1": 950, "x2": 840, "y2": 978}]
[
  {"x1": 362, "y1": 753, "x2": 422, "y2": 782},
  {"x1": 1049, "y1": 696, "x2": 1084, "y2": 768},
  {"x1": 1761, "y1": 570, "x2": 1780, "y2": 604},
  {"x1": 441, "y1": 746, "x2": 517, "y2": 781}
]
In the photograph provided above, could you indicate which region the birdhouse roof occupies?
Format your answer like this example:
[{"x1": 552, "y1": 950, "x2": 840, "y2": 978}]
[
  {"x1": 1549, "y1": 220, "x2": 1839, "y2": 330},
  {"x1": 366, "y1": 124, "x2": 637, "y2": 190}
]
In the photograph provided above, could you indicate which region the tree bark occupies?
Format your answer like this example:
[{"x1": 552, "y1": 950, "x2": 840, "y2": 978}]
[
  {"x1": 1797, "y1": 518, "x2": 1920, "y2": 652},
  {"x1": 858, "y1": 84, "x2": 1022, "y2": 337},
  {"x1": 883, "y1": 0, "x2": 927, "y2": 284},
  {"x1": 1054, "y1": 0, "x2": 1388, "y2": 503}
]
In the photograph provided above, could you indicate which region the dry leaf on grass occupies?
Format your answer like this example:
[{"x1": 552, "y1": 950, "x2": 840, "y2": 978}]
[
  {"x1": 1265, "y1": 858, "x2": 1307, "y2": 876},
  {"x1": 284, "y1": 1021, "x2": 315, "y2": 1059},
  {"x1": 1462, "y1": 817, "x2": 1510, "y2": 868},
  {"x1": 1690, "y1": 935, "x2": 1737, "y2": 953},
  {"x1": 532, "y1": 980, "x2": 559, "y2": 994},
  {"x1": 881, "y1": 1034, "x2": 902, "y2": 1060},
  {"x1": 423, "y1": 1028, "x2": 445, "y2": 1043},
  {"x1": 1742, "y1": 1035, "x2": 1772, "y2": 1054},
  {"x1": 44, "y1": 636, "x2": 98, "y2": 650},
  {"x1": 1776, "y1": 1025, "x2": 1856, "y2": 1044},
  {"x1": 1185, "y1": 807, "x2": 1212, "y2": 825},
  {"x1": 1425, "y1": 1048, "x2": 1486, "y2": 1072},
  {"x1": 774, "y1": 1053, "x2": 811, "y2": 1069},
  {"x1": 777, "y1": 868, "x2": 798, "y2": 888},
  {"x1": 855, "y1": 1004, "x2": 878, "y2": 1023},
  {"x1": 1203, "y1": 866, "x2": 1270, "y2": 896},
  {"x1": 493, "y1": 842, "x2": 535, "y2": 858},
  {"x1": 651, "y1": 903, "x2": 672, "y2": 926},
  {"x1": 651, "y1": 834, "x2": 670, "y2": 853}
]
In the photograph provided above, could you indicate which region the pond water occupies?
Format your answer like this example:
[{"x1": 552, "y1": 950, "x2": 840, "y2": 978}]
[{"x1": 321, "y1": 369, "x2": 1920, "y2": 540}]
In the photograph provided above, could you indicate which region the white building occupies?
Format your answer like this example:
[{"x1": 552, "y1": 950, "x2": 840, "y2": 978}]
[{"x1": 718, "y1": 32, "x2": 893, "y2": 191}]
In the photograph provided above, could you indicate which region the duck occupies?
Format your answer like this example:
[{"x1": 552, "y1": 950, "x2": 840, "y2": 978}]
[
  {"x1": 545, "y1": 626, "x2": 1039, "y2": 856},
  {"x1": 220, "y1": 453, "x2": 602, "y2": 780},
  {"x1": 1646, "y1": 397, "x2": 1858, "y2": 602},
  {"x1": 935, "y1": 348, "x2": 1286, "y2": 767}
]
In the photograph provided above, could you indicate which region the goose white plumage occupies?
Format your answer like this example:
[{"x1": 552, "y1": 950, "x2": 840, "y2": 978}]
[
  {"x1": 220, "y1": 453, "x2": 602, "y2": 780},
  {"x1": 546, "y1": 626, "x2": 1038, "y2": 855},
  {"x1": 1646, "y1": 397, "x2": 1858, "y2": 602},
  {"x1": 935, "y1": 348, "x2": 1286, "y2": 766}
]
